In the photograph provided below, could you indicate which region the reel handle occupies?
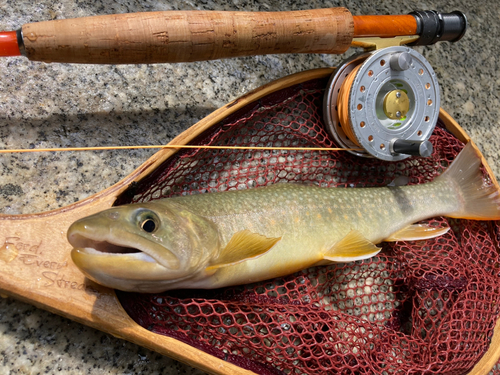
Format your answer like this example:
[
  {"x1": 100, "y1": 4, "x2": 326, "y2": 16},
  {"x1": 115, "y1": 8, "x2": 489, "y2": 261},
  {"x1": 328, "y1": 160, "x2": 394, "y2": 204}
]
[{"x1": 391, "y1": 139, "x2": 434, "y2": 157}]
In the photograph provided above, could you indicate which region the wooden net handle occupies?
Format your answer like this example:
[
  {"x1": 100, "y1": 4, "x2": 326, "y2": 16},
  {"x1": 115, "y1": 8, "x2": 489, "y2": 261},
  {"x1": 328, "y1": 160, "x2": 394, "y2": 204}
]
[{"x1": 21, "y1": 8, "x2": 354, "y2": 64}]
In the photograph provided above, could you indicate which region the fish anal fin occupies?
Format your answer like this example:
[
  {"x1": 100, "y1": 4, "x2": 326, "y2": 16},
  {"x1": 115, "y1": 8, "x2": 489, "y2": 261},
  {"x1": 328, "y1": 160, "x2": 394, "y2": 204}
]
[
  {"x1": 385, "y1": 224, "x2": 450, "y2": 242},
  {"x1": 323, "y1": 230, "x2": 381, "y2": 262},
  {"x1": 206, "y1": 230, "x2": 281, "y2": 271}
]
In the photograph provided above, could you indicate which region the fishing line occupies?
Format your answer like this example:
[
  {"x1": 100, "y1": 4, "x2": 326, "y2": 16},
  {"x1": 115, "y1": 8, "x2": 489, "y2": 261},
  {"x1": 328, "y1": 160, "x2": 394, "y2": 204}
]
[
  {"x1": 0, "y1": 145, "x2": 363, "y2": 154},
  {"x1": 336, "y1": 63, "x2": 362, "y2": 148},
  {"x1": 2, "y1": 49, "x2": 440, "y2": 160}
]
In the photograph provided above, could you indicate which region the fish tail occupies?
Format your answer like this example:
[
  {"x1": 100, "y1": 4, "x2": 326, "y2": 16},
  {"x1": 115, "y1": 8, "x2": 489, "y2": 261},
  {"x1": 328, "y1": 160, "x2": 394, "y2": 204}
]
[{"x1": 437, "y1": 142, "x2": 500, "y2": 220}]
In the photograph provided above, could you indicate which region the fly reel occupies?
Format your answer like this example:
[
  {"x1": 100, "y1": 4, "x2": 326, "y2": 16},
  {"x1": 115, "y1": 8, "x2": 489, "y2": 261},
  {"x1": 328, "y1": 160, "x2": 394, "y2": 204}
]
[{"x1": 324, "y1": 46, "x2": 440, "y2": 161}]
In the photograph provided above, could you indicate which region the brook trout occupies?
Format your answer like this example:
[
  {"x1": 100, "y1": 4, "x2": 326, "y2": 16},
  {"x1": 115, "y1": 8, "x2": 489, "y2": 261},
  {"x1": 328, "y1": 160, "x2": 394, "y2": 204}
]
[{"x1": 68, "y1": 143, "x2": 500, "y2": 293}]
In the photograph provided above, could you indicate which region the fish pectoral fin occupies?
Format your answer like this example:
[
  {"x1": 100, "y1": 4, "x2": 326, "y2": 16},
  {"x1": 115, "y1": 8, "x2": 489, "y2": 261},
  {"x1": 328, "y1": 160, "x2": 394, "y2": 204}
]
[
  {"x1": 384, "y1": 224, "x2": 450, "y2": 242},
  {"x1": 323, "y1": 230, "x2": 381, "y2": 262},
  {"x1": 206, "y1": 230, "x2": 281, "y2": 271}
]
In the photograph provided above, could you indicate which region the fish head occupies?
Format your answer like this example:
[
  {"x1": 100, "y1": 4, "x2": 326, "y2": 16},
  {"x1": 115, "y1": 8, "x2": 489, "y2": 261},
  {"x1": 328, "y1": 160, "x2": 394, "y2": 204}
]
[{"x1": 67, "y1": 201, "x2": 219, "y2": 292}]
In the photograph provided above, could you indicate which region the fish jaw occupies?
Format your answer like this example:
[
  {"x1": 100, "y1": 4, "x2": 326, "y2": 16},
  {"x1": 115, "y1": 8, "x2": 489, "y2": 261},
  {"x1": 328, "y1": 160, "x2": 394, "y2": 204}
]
[
  {"x1": 68, "y1": 231, "x2": 209, "y2": 292},
  {"x1": 68, "y1": 221, "x2": 191, "y2": 292},
  {"x1": 70, "y1": 248, "x2": 182, "y2": 292}
]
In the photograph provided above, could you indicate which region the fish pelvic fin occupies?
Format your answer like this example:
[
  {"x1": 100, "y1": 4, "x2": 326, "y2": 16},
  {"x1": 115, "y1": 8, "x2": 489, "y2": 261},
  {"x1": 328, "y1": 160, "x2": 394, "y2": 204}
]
[
  {"x1": 205, "y1": 230, "x2": 281, "y2": 271},
  {"x1": 323, "y1": 230, "x2": 381, "y2": 263},
  {"x1": 437, "y1": 142, "x2": 500, "y2": 220},
  {"x1": 384, "y1": 224, "x2": 450, "y2": 242}
]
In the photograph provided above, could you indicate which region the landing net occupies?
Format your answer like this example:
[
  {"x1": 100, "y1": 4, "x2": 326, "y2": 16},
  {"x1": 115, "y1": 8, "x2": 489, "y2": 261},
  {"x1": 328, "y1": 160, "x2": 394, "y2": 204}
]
[{"x1": 114, "y1": 77, "x2": 500, "y2": 374}]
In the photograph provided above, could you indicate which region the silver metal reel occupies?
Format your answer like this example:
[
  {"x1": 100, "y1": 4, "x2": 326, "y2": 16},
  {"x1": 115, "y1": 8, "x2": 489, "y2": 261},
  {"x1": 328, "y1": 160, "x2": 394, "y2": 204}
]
[{"x1": 324, "y1": 46, "x2": 440, "y2": 161}]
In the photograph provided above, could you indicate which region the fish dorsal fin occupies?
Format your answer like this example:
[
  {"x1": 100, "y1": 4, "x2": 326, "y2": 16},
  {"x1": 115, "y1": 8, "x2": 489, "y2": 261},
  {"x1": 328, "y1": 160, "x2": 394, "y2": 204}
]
[
  {"x1": 384, "y1": 224, "x2": 450, "y2": 242},
  {"x1": 206, "y1": 230, "x2": 281, "y2": 271},
  {"x1": 323, "y1": 230, "x2": 381, "y2": 262}
]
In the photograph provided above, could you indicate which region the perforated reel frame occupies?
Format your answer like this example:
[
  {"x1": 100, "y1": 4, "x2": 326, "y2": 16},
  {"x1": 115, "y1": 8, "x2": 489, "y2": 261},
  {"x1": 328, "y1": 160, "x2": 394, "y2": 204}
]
[{"x1": 324, "y1": 46, "x2": 440, "y2": 161}]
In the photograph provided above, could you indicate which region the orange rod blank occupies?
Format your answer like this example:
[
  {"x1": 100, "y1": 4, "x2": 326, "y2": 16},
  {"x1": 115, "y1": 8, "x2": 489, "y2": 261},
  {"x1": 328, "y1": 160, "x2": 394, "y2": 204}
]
[
  {"x1": 0, "y1": 31, "x2": 21, "y2": 57},
  {"x1": 352, "y1": 15, "x2": 418, "y2": 37}
]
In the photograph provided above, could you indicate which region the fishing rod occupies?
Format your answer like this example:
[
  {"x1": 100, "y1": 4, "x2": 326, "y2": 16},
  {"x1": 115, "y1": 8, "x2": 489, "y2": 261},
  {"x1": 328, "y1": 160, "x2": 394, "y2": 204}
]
[
  {"x1": 0, "y1": 9, "x2": 467, "y2": 161},
  {"x1": 0, "y1": 9, "x2": 466, "y2": 64}
]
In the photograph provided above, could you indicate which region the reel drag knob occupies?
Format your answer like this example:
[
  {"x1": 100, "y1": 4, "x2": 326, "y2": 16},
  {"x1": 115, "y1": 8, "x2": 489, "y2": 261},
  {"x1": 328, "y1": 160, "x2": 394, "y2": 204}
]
[{"x1": 324, "y1": 46, "x2": 440, "y2": 161}]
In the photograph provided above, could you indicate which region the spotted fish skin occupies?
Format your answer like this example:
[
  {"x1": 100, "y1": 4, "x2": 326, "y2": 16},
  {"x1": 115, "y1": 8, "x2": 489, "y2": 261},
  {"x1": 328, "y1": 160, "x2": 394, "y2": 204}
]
[
  {"x1": 68, "y1": 143, "x2": 500, "y2": 292},
  {"x1": 163, "y1": 181, "x2": 456, "y2": 288}
]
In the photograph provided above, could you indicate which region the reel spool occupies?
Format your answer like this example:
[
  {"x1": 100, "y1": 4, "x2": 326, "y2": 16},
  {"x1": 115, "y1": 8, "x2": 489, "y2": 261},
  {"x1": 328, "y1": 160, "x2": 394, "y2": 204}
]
[{"x1": 324, "y1": 46, "x2": 440, "y2": 161}]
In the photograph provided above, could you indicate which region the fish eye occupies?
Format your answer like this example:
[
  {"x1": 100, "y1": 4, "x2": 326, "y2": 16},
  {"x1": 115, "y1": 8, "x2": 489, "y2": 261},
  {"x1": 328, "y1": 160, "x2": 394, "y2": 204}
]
[
  {"x1": 141, "y1": 218, "x2": 157, "y2": 233},
  {"x1": 135, "y1": 209, "x2": 160, "y2": 233}
]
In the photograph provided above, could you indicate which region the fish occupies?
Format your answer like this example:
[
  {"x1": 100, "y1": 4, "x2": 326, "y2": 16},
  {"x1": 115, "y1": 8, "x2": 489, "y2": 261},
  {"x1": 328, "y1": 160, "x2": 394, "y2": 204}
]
[{"x1": 67, "y1": 142, "x2": 500, "y2": 293}]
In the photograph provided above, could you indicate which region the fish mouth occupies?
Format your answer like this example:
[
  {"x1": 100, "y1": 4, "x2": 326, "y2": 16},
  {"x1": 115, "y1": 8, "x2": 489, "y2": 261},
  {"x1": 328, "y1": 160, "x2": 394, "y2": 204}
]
[
  {"x1": 67, "y1": 224, "x2": 180, "y2": 269},
  {"x1": 67, "y1": 222, "x2": 184, "y2": 290},
  {"x1": 68, "y1": 234, "x2": 159, "y2": 265},
  {"x1": 70, "y1": 233, "x2": 144, "y2": 255}
]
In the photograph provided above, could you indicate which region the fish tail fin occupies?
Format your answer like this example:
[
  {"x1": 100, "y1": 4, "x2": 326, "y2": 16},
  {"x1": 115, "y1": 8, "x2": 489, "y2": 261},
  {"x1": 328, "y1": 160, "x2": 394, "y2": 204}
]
[{"x1": 437, "y1": 142, "x2": 500, "y2": 220}]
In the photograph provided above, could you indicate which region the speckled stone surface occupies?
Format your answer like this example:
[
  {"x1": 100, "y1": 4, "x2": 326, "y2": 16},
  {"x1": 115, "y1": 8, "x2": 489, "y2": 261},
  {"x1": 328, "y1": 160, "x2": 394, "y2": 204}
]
[{"x1": 0, "y1": 0, "x2": 498, "y2": 374}]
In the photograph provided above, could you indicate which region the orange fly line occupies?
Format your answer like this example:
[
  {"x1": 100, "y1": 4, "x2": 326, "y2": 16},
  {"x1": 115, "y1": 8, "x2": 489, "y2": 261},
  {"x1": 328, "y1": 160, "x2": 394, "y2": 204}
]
[{"x1": 0, "y1": 145, "x2": 363, "y2": 154}]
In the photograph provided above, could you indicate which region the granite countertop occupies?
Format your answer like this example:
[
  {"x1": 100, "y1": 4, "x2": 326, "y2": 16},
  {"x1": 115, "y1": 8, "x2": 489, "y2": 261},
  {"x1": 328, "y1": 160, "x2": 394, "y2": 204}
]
[{"x1": 0, "y1": 0, "x2": 498, "y2": 374}]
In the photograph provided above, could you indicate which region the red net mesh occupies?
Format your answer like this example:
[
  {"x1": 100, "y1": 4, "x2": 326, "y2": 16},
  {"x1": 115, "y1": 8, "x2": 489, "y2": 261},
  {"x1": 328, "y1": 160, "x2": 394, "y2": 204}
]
[
  {"x1": 492, "y1": 363, "x2": 500, "y2": 375},
  {"x1": 114, "y1": 78, "x2": 500, "y2": 374}
]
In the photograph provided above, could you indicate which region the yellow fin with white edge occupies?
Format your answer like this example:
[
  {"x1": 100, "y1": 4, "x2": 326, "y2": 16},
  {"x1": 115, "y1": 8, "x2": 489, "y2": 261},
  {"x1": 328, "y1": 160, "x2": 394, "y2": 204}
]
[
  {"x1": 323, "y1": 230, "x2": 381, "y2": 262},
  {"x1": 206, "y1": 230, "x2": 281, "y2": 271},
  {"x1": 385, "y1": 224, "x2": 450, "y2": 242}
]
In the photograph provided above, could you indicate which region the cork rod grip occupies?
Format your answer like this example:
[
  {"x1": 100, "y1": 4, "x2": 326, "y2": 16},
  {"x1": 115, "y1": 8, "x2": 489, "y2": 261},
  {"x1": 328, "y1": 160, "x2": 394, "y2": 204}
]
[{"x1": 21, "y1": 8, "x2": 354, "y2": 64}]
